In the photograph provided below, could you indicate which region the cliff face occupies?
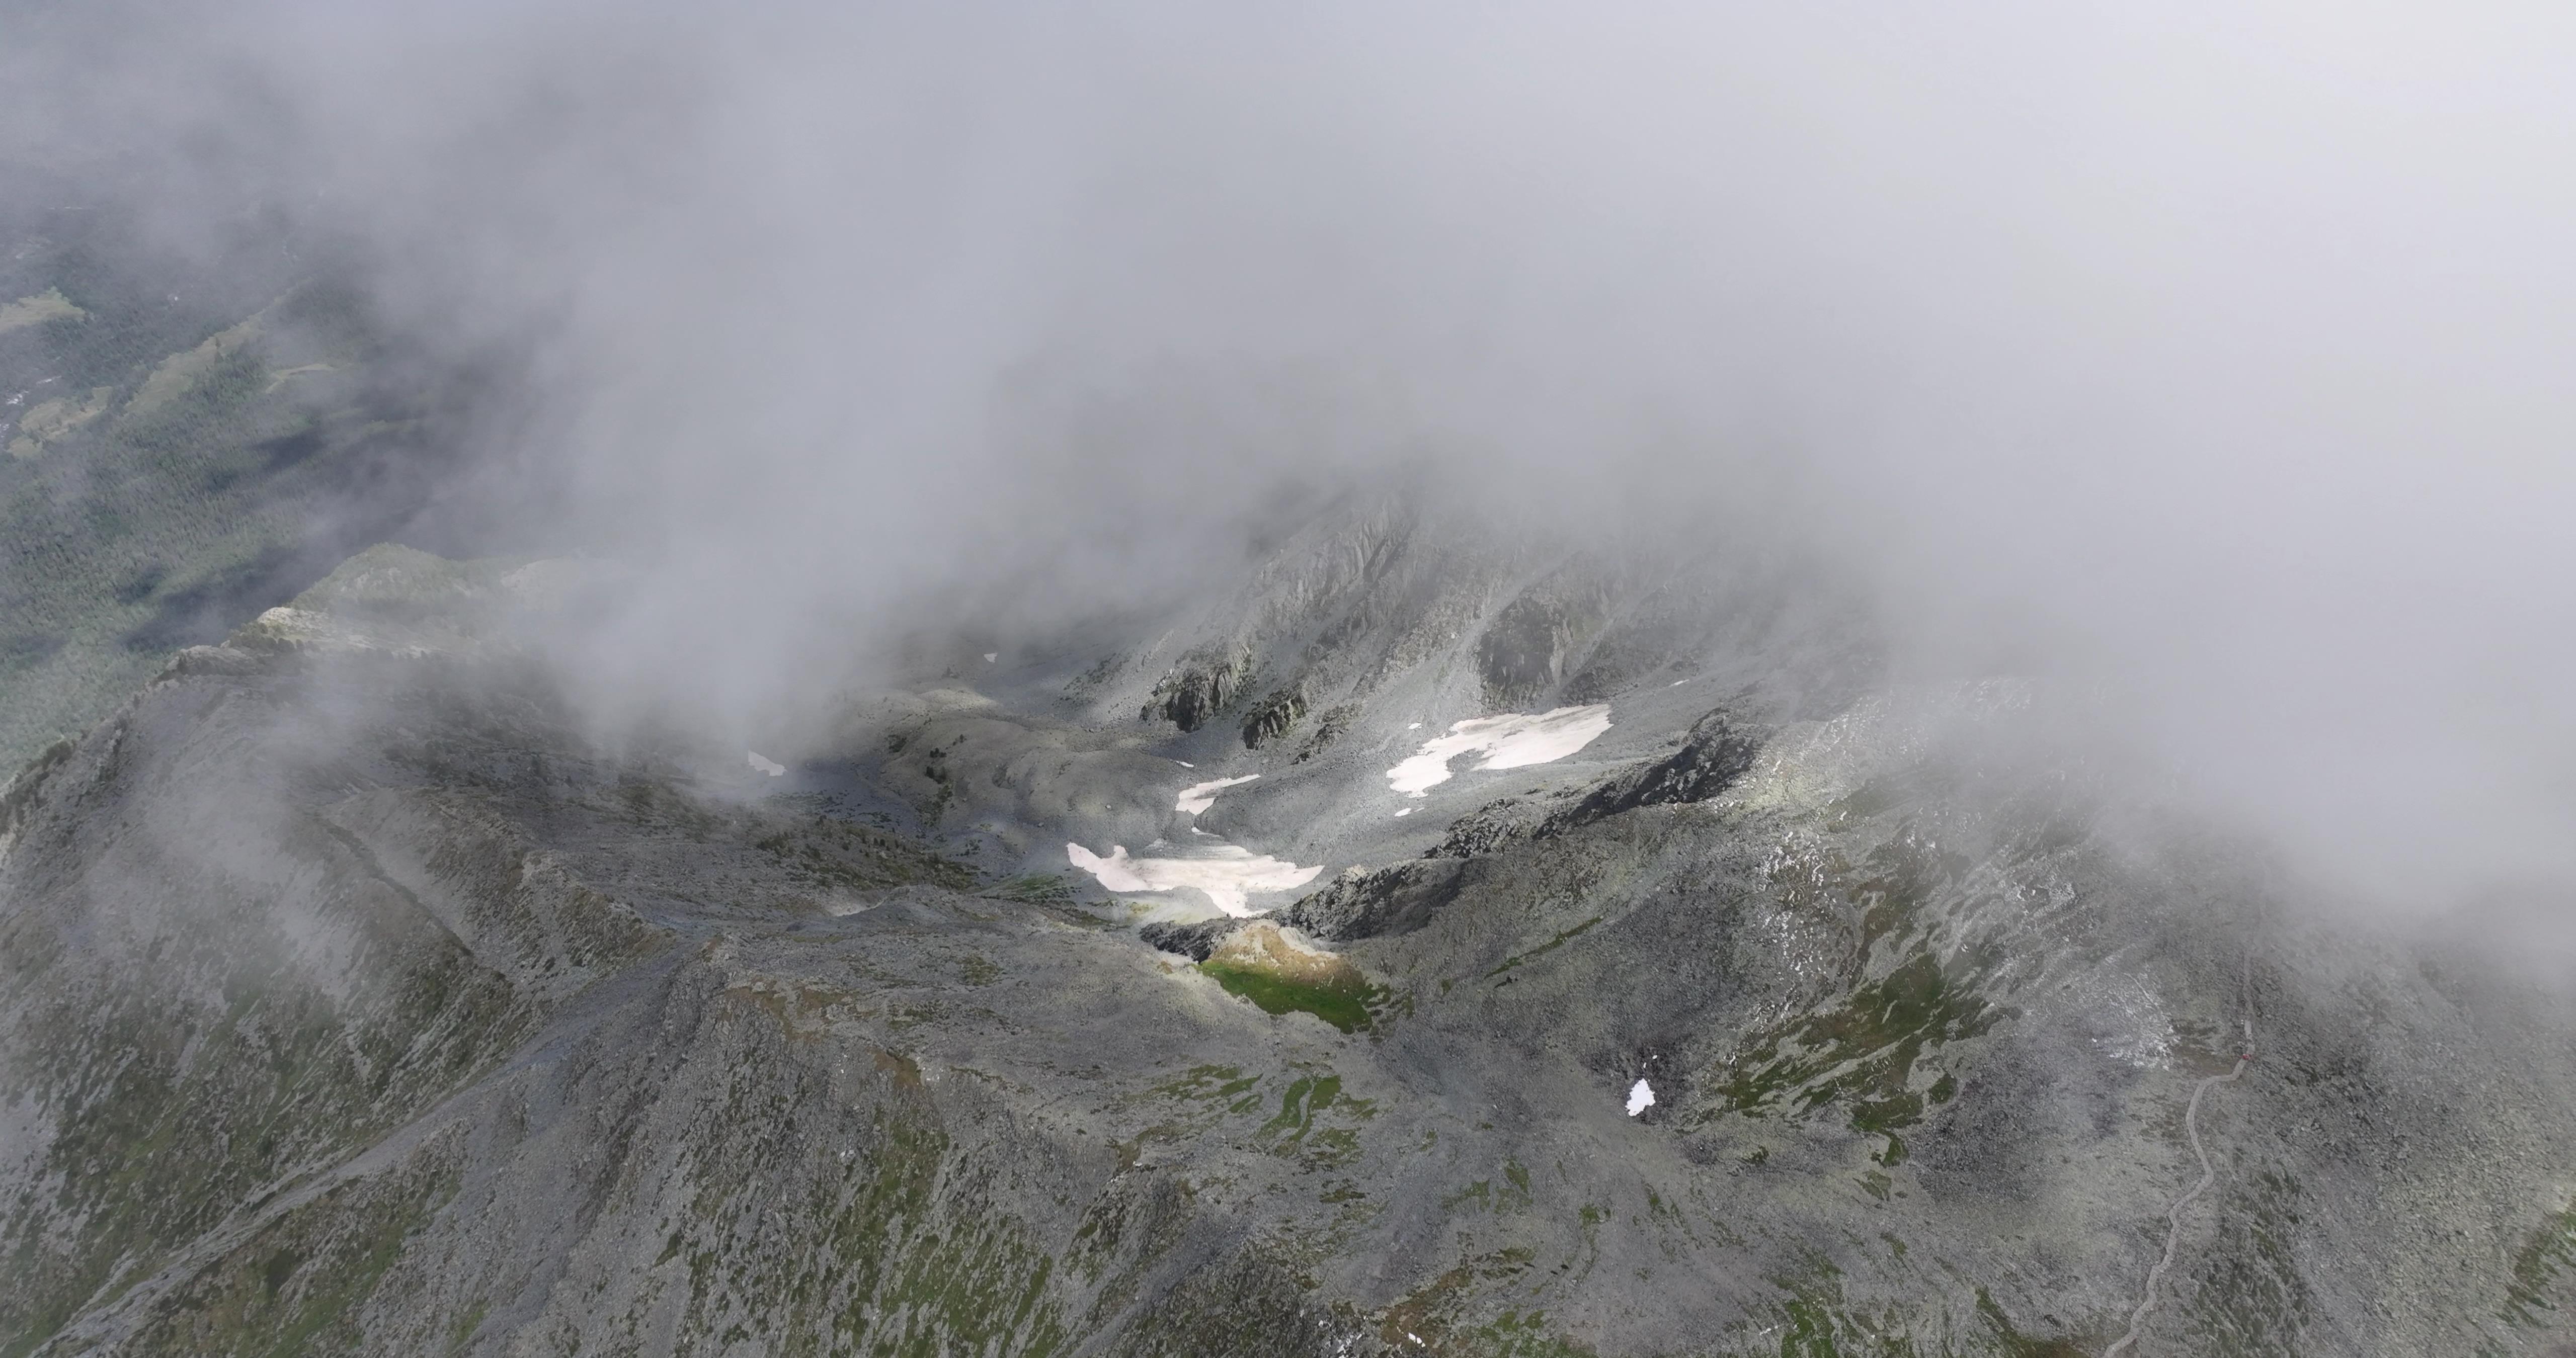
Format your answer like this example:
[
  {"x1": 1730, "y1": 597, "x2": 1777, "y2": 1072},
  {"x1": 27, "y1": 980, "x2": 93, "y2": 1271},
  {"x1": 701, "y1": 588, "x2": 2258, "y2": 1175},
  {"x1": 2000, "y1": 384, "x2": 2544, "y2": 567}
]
[{"x1": 8, "y1": 532, "x2": 2576, "y2": 1357}]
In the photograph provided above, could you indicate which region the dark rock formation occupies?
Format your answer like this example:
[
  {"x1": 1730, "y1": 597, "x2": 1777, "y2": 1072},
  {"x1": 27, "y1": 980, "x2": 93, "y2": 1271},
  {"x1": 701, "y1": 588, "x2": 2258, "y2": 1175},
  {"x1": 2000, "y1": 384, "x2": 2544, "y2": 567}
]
[
  {"x1": 1474, "y1": 596, "x2": 1580, "y2": 709},
  {"x1": 1239, "y1": 684, "x2": 1308, "y2": 749},
  {"x1": 1427, "y1": 797, "x2": 1545, "y2": 859},
  {"x1": 1138, "y1": 915, "x2": 1249, "y2": 961},
  {"x1": 1290, "y1": 702, "x2": 1357, "y2": 763},
  {"x1": 1278, "y1": 860, "x2": 1468, "y2": 942},
  {"x1": 1557, "y1": 707, "x2": 1762, "y2": 825},
  {"x1": 1424, "y1": 708, "x2": 1764, "y2": 861},
  {"x1": 1141, "y1": 646, "x2": 1252, "y2": 732},
  {"x1": 1473, "y1": 571, "x2": 1613, "y2": 708}
]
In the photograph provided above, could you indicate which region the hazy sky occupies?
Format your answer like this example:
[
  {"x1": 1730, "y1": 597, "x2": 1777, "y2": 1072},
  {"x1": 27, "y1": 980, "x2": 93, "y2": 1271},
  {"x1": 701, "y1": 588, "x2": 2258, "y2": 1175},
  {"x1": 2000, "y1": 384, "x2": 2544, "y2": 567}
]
[{"x1": 8, "y1": 0, "x2": 2576, "y2": 915}]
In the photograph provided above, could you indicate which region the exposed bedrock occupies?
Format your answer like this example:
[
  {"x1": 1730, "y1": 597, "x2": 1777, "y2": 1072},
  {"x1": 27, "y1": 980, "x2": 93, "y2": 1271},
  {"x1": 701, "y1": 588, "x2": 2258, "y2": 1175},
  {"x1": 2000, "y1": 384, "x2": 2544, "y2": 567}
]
[
  {"x1": 1278, "y1": 860, "x2": 1470, "y2": 943},
  {"x1": 1426, "y1": 706, "x2": 1765, "y2": 860},
  {"x1": 1140, "y1": 644, "x2": 1253, "y2": 732},
  {"x1": 1136, "y1": 915, "x2": 1246, "y2": 961},
  {"x1": 1238, "y1": 682, "x2": 1309, "y2": 749},
  {"x1": 1473, "y1": 568, "x2": 1615, "y2": 710}
]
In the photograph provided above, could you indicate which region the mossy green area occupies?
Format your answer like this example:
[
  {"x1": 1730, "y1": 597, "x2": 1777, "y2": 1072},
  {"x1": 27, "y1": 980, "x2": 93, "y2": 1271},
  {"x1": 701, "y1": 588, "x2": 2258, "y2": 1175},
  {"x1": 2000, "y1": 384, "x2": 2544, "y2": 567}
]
[
  {"x1": 1376, "y1": 1247, "x2": 1550, "y2": 1353},
  {"x1": 1260, "y1": 1075, "x2": 1339, "y2": 1137},
  {"x1": 2506, "y1": 1194, "x2": 2576, "y2": 1325},
  {"x1": 0, "y1": 872, "x2": 539, "y2": 1358},
  {"x1": 642, "y1": 993, "x2": 1085, "y2": 1357},
  {"x1": 761, "y1": 1112, "x2": 1070, "y2": 1358},
  {"x1": 1753, "y1": 1257, "x2": 1928, "y2": 1358},
  {"x1": 1719, "y1": 825, "x2": 1999, "y2": 1158},
  {"x1": 1717, "y1": 951, "x2": 1996, "y2": 1131},
  {"x1": 124, "y1": 1156, "x2": 462, "y2": 1358},
  {"x1": 1198, "y1": 960, "x2": 1377, "y2": 1034}
]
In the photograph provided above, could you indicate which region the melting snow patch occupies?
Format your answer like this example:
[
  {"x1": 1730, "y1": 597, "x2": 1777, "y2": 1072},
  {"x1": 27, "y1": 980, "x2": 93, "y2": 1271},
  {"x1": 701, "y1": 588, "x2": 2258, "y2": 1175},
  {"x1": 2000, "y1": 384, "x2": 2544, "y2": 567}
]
[
  {"x1": 1175, "y1": 774, "x2": 1260, "y2": 815},
  {"x1": 1626, "y1": 1078, "x2": 1656, "y2": 1116},
  {"x1": 1386, "y1": 706, "x2": 1613, "y2": 797},
  {"x1": 1394, "y1": 807, "x2": 1413, "y2": 817},
  {"x1": 983, "y1": 652, "x2": 997, "y2": 662},
  {"x1": 747, "y1": 751, "x2": 785, "y2": 777},
  {"x1": 1066, "y1": 841, "x2": 1323, "y2": 916}
]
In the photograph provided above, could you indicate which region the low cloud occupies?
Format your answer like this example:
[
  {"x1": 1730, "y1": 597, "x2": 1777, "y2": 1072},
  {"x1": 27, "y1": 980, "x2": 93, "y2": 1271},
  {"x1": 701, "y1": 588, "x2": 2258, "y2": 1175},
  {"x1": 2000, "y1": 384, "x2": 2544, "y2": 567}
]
[{"x1": 6, "y1": 0, "x2": 2575, "y2": 916}]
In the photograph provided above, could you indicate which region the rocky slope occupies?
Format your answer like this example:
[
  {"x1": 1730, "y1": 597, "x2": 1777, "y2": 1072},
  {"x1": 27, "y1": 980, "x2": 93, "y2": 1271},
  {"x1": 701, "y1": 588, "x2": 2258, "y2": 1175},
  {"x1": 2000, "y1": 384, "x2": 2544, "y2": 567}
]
[{"x1": 8, "y1": 524, "x2": 2576, "y2": 1356}]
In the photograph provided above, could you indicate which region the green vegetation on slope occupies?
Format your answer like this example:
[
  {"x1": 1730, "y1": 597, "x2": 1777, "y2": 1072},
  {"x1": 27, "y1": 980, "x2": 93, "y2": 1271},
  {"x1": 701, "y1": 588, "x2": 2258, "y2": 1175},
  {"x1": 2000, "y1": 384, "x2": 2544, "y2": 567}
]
[
  {"x1": 1717, "y1": 826, "x2": 1999, "y2": 1163},
  {"x1": 2508, "y1": 1195, "x2": 2576, "y2": 1325},
  {"x1": 1200, "y1": 960, "x2": 1378, "y2": 1034}
]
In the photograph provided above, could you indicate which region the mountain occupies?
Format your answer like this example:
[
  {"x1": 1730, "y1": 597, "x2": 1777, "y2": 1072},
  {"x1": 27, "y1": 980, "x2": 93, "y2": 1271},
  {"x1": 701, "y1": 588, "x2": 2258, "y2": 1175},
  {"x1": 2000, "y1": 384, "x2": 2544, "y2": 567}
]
[
  {"x1": 8, "y1": 515, "x2": 2576, "y2": 1357},
  {"x1": 0, "y1": 203, "x2": 487, "y2": 774}
]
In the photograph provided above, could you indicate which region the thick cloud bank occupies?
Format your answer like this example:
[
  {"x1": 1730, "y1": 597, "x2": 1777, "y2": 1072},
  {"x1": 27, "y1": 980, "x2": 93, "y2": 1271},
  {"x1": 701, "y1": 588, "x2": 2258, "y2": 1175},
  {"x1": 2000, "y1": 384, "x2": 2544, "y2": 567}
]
[{"x1": 6, "y1": 1, "x2": 2576, "y2": 918}]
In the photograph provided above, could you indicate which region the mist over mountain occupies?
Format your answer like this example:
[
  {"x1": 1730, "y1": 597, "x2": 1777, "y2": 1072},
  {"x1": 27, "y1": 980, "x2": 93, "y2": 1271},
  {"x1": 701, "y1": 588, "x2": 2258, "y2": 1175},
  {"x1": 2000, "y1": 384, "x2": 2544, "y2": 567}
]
[
  {"x1": 11, "y1": 0, "x2": 2574, "y2": 918},
  {"x1": 7, "y1": 3, "x2": 2576, "y2": 1354}
]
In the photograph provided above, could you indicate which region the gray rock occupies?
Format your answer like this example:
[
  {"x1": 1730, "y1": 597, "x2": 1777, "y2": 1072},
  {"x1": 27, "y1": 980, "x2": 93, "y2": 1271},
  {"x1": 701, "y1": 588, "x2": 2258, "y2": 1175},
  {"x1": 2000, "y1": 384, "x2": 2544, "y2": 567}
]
[
  {"x1": 1238, "y1": 683, "x2": 1308, "y2": 748},
  {"x1": 1136, "y1": 915, "x2": 1248, "y2": 961},
  {"x1": 1140, "y1": 645, "x2": 1253, "y2": 732},
  {"x1": 1279, "y1": 860, "x2": 1469, "y2": 941},
  {"x1": 1553, "y1": 705, "x2": 1763, "y2": 825}
]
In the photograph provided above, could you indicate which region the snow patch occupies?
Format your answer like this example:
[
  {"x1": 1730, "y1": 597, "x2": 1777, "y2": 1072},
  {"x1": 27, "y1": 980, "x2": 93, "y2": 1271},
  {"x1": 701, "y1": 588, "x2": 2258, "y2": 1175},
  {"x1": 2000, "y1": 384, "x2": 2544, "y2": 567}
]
[
  {"x1": 1176, "y1": 774, "x2": 1260, "y2": 815},
  {"x1": 1386, "y1": 705, "x2": 1613, "y2": 798},
  {"x1": 1626, "y1": 1078, "x2": 1656, "y2": 1116},
  {"x1": 1394, "y1": 807, "x2": 1413, "y2": 818},
  {"x1": 748, "y1": 751, "x2": 785, "y2": 777},
  {"x1": 1066, "y1": 841, "x2": 1323, "y2": 917},
  {"x1": 982, "y1": 652, "x2": 997, "y2": 662}
]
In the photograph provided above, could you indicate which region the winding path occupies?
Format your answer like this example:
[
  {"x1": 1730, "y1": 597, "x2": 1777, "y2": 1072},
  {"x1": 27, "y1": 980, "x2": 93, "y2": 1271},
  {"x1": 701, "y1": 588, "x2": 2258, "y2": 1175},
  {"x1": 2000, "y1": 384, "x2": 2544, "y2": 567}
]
[{"x1": 2102, "y1": 1013, "x2": 2255, "y2": 1357}]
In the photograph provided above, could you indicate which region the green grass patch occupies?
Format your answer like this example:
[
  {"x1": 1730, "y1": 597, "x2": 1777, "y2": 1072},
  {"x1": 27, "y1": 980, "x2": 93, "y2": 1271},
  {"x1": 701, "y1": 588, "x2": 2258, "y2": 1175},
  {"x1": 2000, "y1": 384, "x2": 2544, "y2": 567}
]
[
  {"x1": 1717, "y1": 949, "x2": 1999, "y2": 1135},
  {"x1": 2508, "y1": 1195, "x2": 2576, "y2": 1325},
  {"x1": 1199, "y1": 960, "x2": 1377, "y2": 1034}
]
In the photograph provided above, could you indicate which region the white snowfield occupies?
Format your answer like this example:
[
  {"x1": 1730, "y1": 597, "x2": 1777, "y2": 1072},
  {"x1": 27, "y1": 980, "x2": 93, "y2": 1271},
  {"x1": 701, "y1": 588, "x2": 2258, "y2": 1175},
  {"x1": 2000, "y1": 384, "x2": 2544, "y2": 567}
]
[
  {"x1": 1627, "y1": 1078, "x2": 1657, "y2": 1116},
  {"x1": 747, "y1": 751, "x2": 785, "y2": 777},
  {"x1": 1066, "y1": 841, "x2": 1324, "y2": 916},
  {"x1": 1175, "y1": 774, "x2": 1260, "y2": 815},
  {"x1": 1386, "y1": 705, "x2": 1613, "y2": 797}
]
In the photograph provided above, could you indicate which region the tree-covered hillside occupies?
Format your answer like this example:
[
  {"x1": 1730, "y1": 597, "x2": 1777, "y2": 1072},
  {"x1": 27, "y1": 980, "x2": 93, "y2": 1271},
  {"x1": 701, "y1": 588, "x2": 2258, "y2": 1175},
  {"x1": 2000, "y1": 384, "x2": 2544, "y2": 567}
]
[{"x1": 0, "y1": 197, "x2": 481, "y2": 768}]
